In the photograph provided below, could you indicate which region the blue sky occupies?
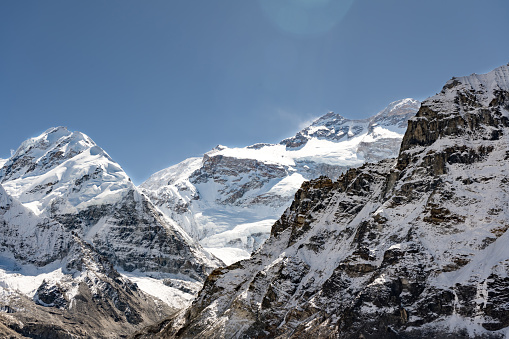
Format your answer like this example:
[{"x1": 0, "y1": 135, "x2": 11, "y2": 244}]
[{"x1": 1, "y1": 0, "x2": 508, "y2": 184}]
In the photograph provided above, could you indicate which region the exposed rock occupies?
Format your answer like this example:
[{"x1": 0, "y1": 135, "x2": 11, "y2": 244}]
[
  {"x1": 142, "y1": 64, "x2": 509, "y2": 338},
  {"x1": 0, "y1": 229, "x2": 173, "y2": 338}
]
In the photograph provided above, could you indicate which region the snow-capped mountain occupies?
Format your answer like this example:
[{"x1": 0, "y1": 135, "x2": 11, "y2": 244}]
[
  {"x1": 140, "y1": 98, "x2": 420, "y2": 264},
  {"x1": 280, "y1": 98, "x2": 418, "y2": 153},
  {"x1": 145, "y1": 64, "x2": 509, "y2": 338},
  {"x1": 0, "y1": 127, "x2": 220, "y2": 279},
  {"x1": 0, "y1": 127, "x2": 222, "y2": 337}
]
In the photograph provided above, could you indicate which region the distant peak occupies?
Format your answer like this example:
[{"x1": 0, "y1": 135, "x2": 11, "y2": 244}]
[
  {"x1": 385, "y1": 98, "x2": 420, "y2": 110},
  {"x1": 322, "y1": 111, "x2": 337, "y2": 117},
  {"x1": 205, "y1": 144, "x2": 228, "y2": 156},
  {"x1": 373, "y1": 98, "x2": 420, "y2": 119},
  {"x1": 279, "y1": 98, "x2": 419, "y2": 149},
  {"x1": 310, "y1": 111, "x2": 346, "y2": 126},
  {"x1": 393, "y1": 98, "x2": 419, "y2": 106}
]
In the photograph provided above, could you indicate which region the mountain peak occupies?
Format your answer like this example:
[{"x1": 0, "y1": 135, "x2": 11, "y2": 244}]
[
  {"x1": 280, "y1": 99, "x2": 420, "y2": 149},
  {"x1": 11, "y1": 127, "x2": 96, "y2": 164},
  {"x1": 310, "y1": 111, "x2": 346, "y2": 125},
  {"x1": 43, "y1": 125, "x2": 69, "y2": 134},
  {"x1": 374, "y1": 98, "x2": 421, "y2": 118},
  {"x1": 0, "y1": 127, "x2": 130, "y2": 215},
  {"x1": 400, "y1": 64, "x2": 509, "y2": 159},
  {"x1": 370, "y1": 98, "x2": 421, "y2": 131}
]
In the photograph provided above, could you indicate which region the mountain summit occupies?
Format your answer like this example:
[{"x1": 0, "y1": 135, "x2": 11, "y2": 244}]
[
  {"x1": 281, "y1": 98, "x2": 419, "y2": 150},
  {"x1": 1, "y1": 126, "x2": 130, "y2": 215}
]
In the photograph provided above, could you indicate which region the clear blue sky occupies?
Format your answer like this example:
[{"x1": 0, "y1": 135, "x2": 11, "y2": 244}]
[{"x1": 1, "y1": 0, "x2": 508, "y2": 184}]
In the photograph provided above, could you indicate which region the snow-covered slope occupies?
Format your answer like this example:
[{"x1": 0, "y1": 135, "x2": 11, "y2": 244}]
[
  {"x1": 0, "y1": 127, "x2": 223, "y2": 337},
  {"x1": 147, "y1": 64, "x2": 509, "y2": 338},
  {"x1": 140, "y1": 99, "x2": 420, "y2": 264},
  {"x1": 0, "y1": 184, "x2": 68, "y2": 267}
]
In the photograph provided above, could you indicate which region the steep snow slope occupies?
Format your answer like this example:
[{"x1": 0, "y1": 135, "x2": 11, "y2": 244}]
[
  {"x1": 0, "y1": 184, "x2": 68, "y2": 267},
  {"x1": 147, "y1": 64, "x2": 509, "y2": 338},
  {"x1": 141, "y1": 99, "x2": 420, "y2": 264}
]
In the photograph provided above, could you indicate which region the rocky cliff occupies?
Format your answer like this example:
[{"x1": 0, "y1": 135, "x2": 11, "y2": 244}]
[{"x1": 143, "y1": 64, "x2": 509, "y2": 338}]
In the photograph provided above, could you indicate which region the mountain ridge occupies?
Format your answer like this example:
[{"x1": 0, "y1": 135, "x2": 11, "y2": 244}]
[
  {"x1": 144, "y1": 64, "x2": 509, "y2": 338},
  {"x1": 140, "y1": 98, "x2": 420, "y2": 264}
]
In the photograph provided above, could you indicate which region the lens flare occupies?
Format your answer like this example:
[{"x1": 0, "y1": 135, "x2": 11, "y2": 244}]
[{"x1": 260, "y1": 0, "x2": 355, "y2": 36}]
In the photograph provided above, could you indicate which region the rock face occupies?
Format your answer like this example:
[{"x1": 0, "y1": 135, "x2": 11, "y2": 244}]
[
  {"x1": 0, "y1": 128, "x2": 221, "y2": 338},
  {"x1": 146, "y1": 64, "x2": 509, "y2": 338},
  {"x1": 140, "y1": 99, "x2": 419, "y2": 264},
  {"x1": 0, "y1": 184, "x2": 69, "y2": 267},
  {"x1": 0, "y1": 185, "x2": 172, "y2": 338}
]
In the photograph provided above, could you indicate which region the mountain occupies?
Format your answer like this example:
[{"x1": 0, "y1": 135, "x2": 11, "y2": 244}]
[
  {"x1": 0, "y1": 127, "x2": 220, "y2": 277},
  {"x1": 0, "y1": 127, "x2": 222, "y2": 337},
  {"x1": 0, "y1": 184, "x2": 172, "y2": 338},
  {"x1": 140, "y1": 98, "x2": 420, "y2": 264},
  {"x1": 280, "y1": 98, "x2": 418, "y2": 153},
  {"x1": 144, "y1": 64, "x2": 509, "y2": 338}
]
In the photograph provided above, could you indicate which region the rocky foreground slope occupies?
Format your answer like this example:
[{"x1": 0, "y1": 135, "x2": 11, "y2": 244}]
[
  {"x1": 140, "y1": 99, "x2": 419, "y2": 264},
  {"x1": 141, "y1": 64, "x2": 509, "y2": 338},
  {"x1": 0, "y1": 128, "x2": 221, "y2": 338}
]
